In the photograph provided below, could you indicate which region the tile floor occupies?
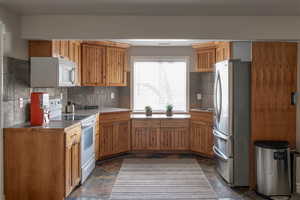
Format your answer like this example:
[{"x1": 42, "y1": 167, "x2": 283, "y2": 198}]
[{"x1": 67, "y1": 153, "x2": 300, "y2": 200}]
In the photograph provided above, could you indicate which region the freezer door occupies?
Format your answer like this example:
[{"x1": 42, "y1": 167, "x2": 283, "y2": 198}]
[
  {"x1": 214, "y1": 60, "x2": 232, "y2": 135},
  {"x1": 213, "y1": 146, "x2": 234, "y2": 184}
]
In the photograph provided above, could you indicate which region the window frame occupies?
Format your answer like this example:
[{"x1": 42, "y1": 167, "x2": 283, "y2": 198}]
[{"x1": 130, "y1": 56, "x2": 190, "y2": 113}]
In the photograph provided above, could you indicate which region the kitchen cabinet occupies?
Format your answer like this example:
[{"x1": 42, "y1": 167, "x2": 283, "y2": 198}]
[
  {"x1": 195, "y1": 47, "x2": 216, "y2": 72},
  {"x1": 193, "y1": 41, "x2": 232, "y2": 72},
  {"x1": 29, "y1": 40, "x2": 82, "y2": 85},
  {"x1": 215, "y1": 42, "x2": 231, "y2": 62},
  {"x1": 131, "y1": 120, "x2": 160, "y2": 150},
  {"x1": 98, "y1": 112, "x2": 131, "y2": 159},
  {"x1": 190, "y1": 111, "x2": 213, "y2": 157},
  {"x1": 69, "y1": 40, "x2": 82, "y2": 85},
  {"x1": 65, "y1": 125, "x2": 82, "y2": 196},
  {"x1": 160, "y1": 120, "x2": 190, "y2": 150},
  {"x1": 81, "y1": 41, "x2": 129, "y2": 87},
  {"x1": 95, "y1": 114, "x2": 100, "y2": 160},
  {"x1": 131, "y1": 119, "x2": 189, "y2": 151},
  {"x1": 4, "y1": 123, "x2": 82, "y2": 200},
  {"x1": 81, "y1": 44, "x2": 106, "y2": 86}
]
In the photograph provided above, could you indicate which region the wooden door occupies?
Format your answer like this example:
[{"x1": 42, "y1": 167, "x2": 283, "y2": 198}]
[
  {"x1": 69, "y1": 41, "x2": 82, "y2": 85},
  {"x1": 160, "y1": 127, "x2": 189, "y2": 150},
  {"x1": 250, "y1": 42, "x2": 297, "y2": 187},
  {"x1": 81, "y1": 44, "x2": 106, "y2": 86},
  {"x1": 131, "y1": 127, "x2": 149, "y2": 150},
  {"x1": 216, "y1": 42, "x2": 231, "y2": 62},
  {"x1": 106, "y1": 47, "x2": 127, "y2": 86},
  {"x1": 196, "y1": 47, "x2": 216, "y2": 72},
  {"x1": 71, "y1": 136, "x2": 81, "y2": 187},
  {"x1": 65, "y1": 145, "x2": 73, "y2": 196},
  {"x1": 99, "y1": 122, "x2": 115, "y2": 157},
  {"x1": 59, "y1": 40, "x2": 69, "y2": 59},
  {"x1": 117, "y1": 121, "x2": 130, "y2": 153},
  {"x1": 190, "y1": 120, "x2": 213, "y2": 156},
  {"x1": 147, "y1": 127, "x2": 160, "y2": 150}
]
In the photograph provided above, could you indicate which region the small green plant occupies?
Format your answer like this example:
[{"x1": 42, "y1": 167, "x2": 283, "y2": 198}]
[
  {"x1": 145, "y1": 106, "x2": 152, "y2": 112},
  {"x1": 166, "y1": 104, "x2": 173, "y2": 112}
]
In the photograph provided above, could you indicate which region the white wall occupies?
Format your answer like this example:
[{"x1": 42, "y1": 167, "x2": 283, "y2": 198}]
[
  {"x1": 0, "y1": 6, "x2": 27, "y2": 60},
  {"x1": 21, "y1": 15, "x2": 300, "y2": 40}
]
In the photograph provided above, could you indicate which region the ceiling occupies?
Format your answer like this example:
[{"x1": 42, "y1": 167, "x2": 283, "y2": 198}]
[
  {"x1": 2, "y1": 0, "x2": 300, "y2": 16},
  {"x1": 108, "y1": 39, "x2": 215, "y2": 46}
]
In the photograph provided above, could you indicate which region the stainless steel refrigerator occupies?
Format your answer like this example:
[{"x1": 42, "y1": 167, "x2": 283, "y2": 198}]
[{"x1": 213, "y1": 59, "x2": 251, "y2": 186}]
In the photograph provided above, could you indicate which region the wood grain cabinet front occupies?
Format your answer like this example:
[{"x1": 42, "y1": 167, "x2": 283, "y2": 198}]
[
  {"x1": 4, "y1": 123, "x2": 82, "y2": 200},
  {"x1": 131, "y1": 119, "x2": 190, "y2": 151},
  {"x1": 190, "y1": 111, "x2": 213, "y2": 157},
  {"x1": 98, "y1": 112, "x2": 131, "y2": 159},
  {"x1": 81, "y1": 41, "x2": 129, "y2": 87}
]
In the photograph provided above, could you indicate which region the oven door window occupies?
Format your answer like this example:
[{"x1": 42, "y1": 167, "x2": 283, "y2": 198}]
[{"x1": 83, "y1": 126, "x2": 94, "y2": 150}]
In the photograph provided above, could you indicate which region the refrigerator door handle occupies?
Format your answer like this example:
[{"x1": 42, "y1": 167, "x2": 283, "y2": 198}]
[
  {"x1": 213, "y1": 129, "x2": 230, "y2": 140},
  {"x1": 214, "y1": 72, "x2": 222, "y2": 122},
  {"x1": 213, "y1": 146, "x2": 229, "y2": 161}
]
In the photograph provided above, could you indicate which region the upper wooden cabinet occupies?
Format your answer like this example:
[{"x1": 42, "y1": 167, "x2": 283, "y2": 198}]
[
  {"x1": 81, "y1": 41, "x2": 129, "y2": 87},
  {"x1": 195, "y1": 47, "x2": 216, "y2": 72},
  {"x1": 81, "y1": 44, "x2": 106, "y2": 86},
  {"x1": 29, "y1": 40, "x2": 82, "y2": 85},
  {"x1": 193, "y1": 41, "x2": 231, "y2": 72}
]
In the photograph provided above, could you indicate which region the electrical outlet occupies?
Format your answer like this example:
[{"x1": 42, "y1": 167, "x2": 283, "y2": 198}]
[
  {"x1": 19, "y1": 98, "x2": 24, "y2": 108},
  {"x1": 196, "y1": 93, "x2": 202, "y2": 100},
  {"x1": 111, "y1": 92, "x2": 115, "y2": 100}
]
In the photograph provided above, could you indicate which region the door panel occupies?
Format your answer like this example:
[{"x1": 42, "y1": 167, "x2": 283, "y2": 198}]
[
  {"x1": 250, "y1": 42, "x2": 297, "y2": 187},
  {"x1": 214, "y1": 146, "x2": 233, "y2": 184},
  {"x1": 213, "y1": 128, "x2": 233, "y2": 157},
  {"x1": 118, "y1": 121, "x2": 130, "y2": 153},
  {"x1": 214, "y1": 61, "x2": 231, "y2": 135}
]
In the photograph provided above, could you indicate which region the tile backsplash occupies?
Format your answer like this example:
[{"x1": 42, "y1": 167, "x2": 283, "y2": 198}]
[
  {"x1": 3, "y1": 57, "x2": 68, "y2": 127},
  {"x1": 67, "y1": 87, "x2": 120, "y2": 109},
  {"x1": 190, "y1": 72, "x2": 214, "y2": 108}
]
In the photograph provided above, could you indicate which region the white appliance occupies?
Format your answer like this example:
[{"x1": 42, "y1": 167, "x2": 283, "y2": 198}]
[
  {"x1": 213, "y1": 59, "x2": 251, "y2": 186},
  {"x1": 80, "y1": 115, "x2": 96, "y2": 183},
  {"x1": 30, "y1": 57, "x2": 76, "y2": 87}
]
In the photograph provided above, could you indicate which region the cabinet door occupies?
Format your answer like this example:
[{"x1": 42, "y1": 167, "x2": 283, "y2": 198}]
[
  {"x1": 131, "y1": 127, "x2": 148, "y2": 150},
  {"x1": 69, "y1": 41, "x2": 82, "y2": 85},
  {"x1": 81, "y1": 44, "x2": 106, "y2": 86},
  {"x1": 65, "y1": 145, "x2": 73, "y2": 196},
  {"x1": 59, "y1": 40, "x2": 69, "y2": 59},
  {"x1": 117, "y1": 121, "x2": 130, "y2": 153},
  {"x1": 71, "y1": 138, "x2": 81, "y2": 187},
  {"x1": 216, "y1": 42, "x2": 231, "y2": 63},
  {"x1": 106, "y1": 47, "x2": 127, "y2": 86},
  {"x1": 99, "y1": 123, "x2": 115, "y2": 157},
  {"x1": 190, "y1": 121, "x2": 213, "y2": 156},
  {"x1": 160, "y1": 127, "x2": 189, "y2": 150},
  {"x1": 95, "y1": 134, "x2": 100, "y2": 160},
  {"x1": 196, "y1": 48, "x2": 215, "y2": 72}
]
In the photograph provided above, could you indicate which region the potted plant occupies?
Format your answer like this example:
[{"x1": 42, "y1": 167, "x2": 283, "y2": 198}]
[
  {"x1": 166, "y1": 104, "x2": 173, "y2": 116},
  {"x1": 145, "y1": 106, "x2": 152, "y2": 116}
]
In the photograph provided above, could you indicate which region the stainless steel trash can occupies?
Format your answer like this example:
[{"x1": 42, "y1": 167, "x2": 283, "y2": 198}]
[{"x1": 255, "y1": 141, "x2": 291, "y2": 196}]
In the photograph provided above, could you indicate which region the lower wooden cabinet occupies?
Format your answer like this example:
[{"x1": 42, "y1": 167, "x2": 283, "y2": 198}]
[
  {"x1": 98, "y1": 112, "x2": 131, "y2": 159},
  {"x1": 95, "y1": 114, "x2": 100, "y2": 160},
  {"x1": 190, "y1": 111, "x2": 213, "y2": 157},
  {"x1": 4, "y1": 123, "x2": 82, "y2": 200},
  {"x1": 65, "y1": 125, "x2": 82, "y2": 196},
  {"x1": 131, "y1": 119, "x2": 189, "y2": 151}
]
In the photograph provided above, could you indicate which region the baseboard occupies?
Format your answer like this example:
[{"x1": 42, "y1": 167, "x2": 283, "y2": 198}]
[{"x1": 296, "y1": 183, "x2": 300, "y2": 194}]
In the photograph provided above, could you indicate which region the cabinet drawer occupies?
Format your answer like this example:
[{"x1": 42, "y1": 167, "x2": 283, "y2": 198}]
[
  {"x1": 99, "y1": 112, "x2": 130, "y2": 122},
  {"x1": 66, "y1": 125, "x2": 81, "y2": 147},
  {"x1": 190, "y1": 111, "x2": 213, "y2": 124},
  {"x1": 160, "y1": 119, "x2": 189, "y2": 128},
  {"x1": 132, "y1": 119, "x2": 161, "y2": 128}
]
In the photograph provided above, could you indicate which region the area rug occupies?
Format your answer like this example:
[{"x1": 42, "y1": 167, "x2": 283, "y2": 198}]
[{"x1": 110, "y1": 158, "x2": 217, "y2": 200}]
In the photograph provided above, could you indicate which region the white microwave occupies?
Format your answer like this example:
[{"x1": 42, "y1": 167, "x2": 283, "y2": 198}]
[{"x1": 31, "y1": 57, "x2": 76, "y2": 87}]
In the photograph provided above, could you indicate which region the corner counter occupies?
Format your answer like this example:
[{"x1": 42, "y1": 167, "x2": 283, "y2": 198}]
[{"x1": 131, "y1": 113, "x2": 191, "y2": 119}]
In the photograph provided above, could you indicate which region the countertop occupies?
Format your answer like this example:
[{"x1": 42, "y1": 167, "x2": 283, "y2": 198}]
[
  {"x1": 190, "y1": 108, "x2": 214, "y2": 113},
  {"x1": 131, "y1": 114, "x2": 191, "y2": 119},
  {"x1": 5, "y1": 107, "x2": 131, "y2": 129}
]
